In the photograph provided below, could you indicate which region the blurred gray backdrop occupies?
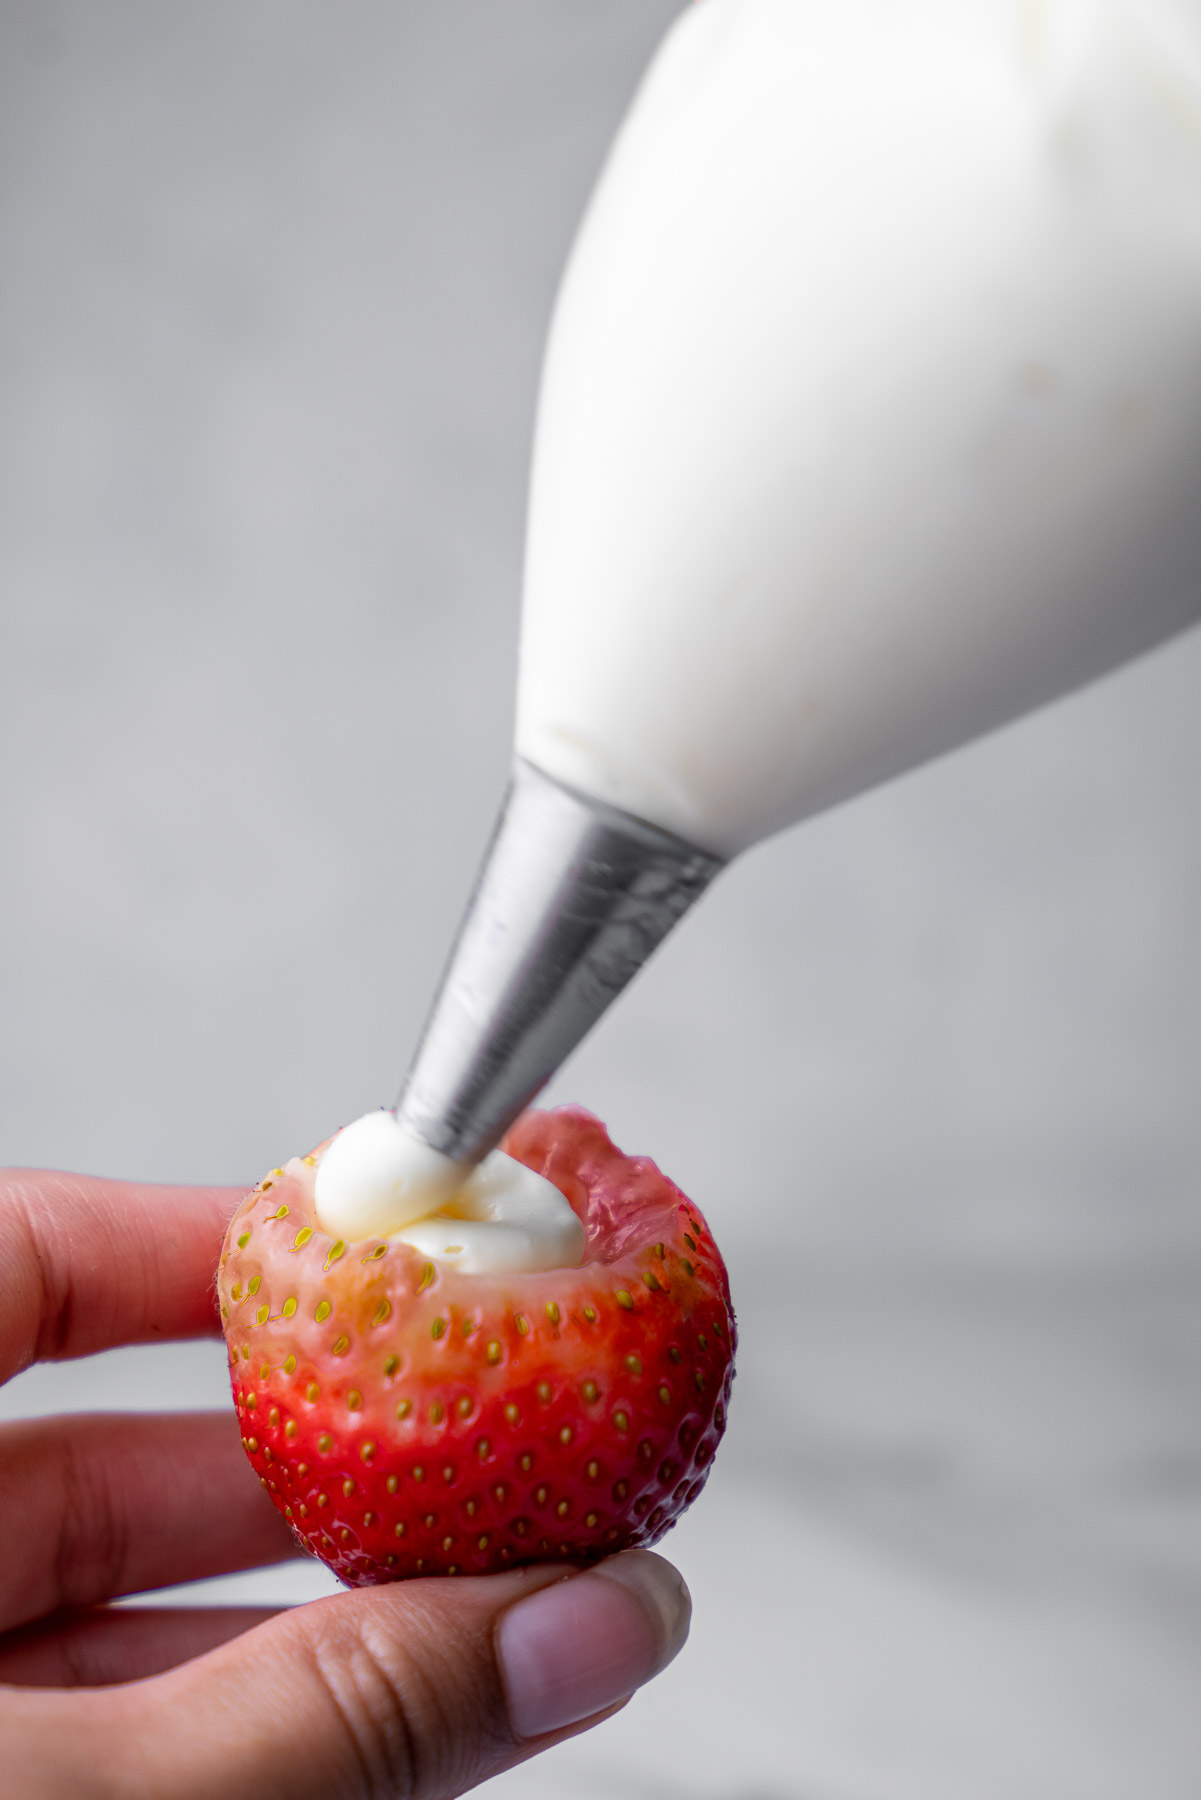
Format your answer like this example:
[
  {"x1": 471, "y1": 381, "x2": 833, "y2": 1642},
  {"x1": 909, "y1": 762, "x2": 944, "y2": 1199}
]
[{"x1": 2, "y1": 4, "x2": 1200, "y2": 1797}]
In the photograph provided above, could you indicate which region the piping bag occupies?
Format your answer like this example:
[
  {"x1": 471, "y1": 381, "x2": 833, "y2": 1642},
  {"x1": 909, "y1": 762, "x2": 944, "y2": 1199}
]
[{"x1": 394, "y1": 0, "x2": 1201, "y2": 1188}]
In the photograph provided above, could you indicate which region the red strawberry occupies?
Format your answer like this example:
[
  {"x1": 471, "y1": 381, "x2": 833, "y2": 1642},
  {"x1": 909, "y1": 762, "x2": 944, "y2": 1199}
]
[{"x1": 219, "y1": 1105, "x2": 735, "y2": 1585}]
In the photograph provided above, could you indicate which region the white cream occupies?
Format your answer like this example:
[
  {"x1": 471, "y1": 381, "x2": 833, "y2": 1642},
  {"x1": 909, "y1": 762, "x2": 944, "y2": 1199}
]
[
  {"x1": 312, "y1": 1110, "x2": 584, "y2": 1273},
  {"x1": 313, "y1": 1111, "x2": 469, "y2": 1240},
  {"x1": 517, "y1": 0, "x2": 1201, "y2": 855},
  {"x1": 392, "y1": 1150, "x2": 586, "y2": 1275}
]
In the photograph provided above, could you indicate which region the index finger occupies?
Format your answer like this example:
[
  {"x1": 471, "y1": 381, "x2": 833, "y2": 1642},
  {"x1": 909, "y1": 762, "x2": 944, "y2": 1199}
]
[{"x1": 0, "y1": 1169, "x2": 246, "y2": 1382}]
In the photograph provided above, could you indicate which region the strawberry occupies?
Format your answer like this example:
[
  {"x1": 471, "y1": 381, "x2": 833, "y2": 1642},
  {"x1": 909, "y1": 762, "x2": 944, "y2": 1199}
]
[{"x1": 218, "y1": 1105, "x2": 735, "y2": 1585}]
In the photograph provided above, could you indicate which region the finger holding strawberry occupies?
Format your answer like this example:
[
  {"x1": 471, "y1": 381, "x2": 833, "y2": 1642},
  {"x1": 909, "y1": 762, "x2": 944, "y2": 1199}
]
[
  {"x1": 0, "y1": 1156, "x2": 695, "y2": 1797},
  {"x1": 220, "y1": 1106, "x2": 736, "y2": 1587}
]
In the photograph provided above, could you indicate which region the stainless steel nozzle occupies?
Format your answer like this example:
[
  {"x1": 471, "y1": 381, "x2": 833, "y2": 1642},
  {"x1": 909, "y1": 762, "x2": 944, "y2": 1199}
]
[{"x1": 395, "y1": 757, "x2": 724, "y2": 1166}]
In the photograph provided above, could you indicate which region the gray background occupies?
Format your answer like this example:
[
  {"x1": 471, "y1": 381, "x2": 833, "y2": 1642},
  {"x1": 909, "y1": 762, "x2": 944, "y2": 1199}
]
[{"x1": 2, "y1": 4, "x2": 1200, "y2": 1796}]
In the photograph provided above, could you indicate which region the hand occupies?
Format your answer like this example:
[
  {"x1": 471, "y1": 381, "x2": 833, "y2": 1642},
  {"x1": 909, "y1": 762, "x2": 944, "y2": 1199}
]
[{"x1": 0, "y1": 1169, "x2": 691, "y2": 1798}]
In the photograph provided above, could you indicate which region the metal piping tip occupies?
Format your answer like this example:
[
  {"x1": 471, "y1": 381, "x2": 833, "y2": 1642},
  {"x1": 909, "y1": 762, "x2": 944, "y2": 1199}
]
[{"x1": 395, "y1": 757, "x2": 725, "y2": 1167}]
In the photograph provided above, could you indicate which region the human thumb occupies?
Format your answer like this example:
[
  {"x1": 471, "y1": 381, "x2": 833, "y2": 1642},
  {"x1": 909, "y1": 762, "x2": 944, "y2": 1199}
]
[{"x1": 91, "y1": 1552, "x2": 690, "y2": 1798}]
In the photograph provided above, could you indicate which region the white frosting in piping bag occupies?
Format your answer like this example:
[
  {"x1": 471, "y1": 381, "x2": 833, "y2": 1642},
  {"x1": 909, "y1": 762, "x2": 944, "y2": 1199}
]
[
  {"x1": 517, "y1": 0, "x2": 1201, "y2": 854},
  {"x1": 320, "y1": 3, "x2": 1201, "y2": 1252}
]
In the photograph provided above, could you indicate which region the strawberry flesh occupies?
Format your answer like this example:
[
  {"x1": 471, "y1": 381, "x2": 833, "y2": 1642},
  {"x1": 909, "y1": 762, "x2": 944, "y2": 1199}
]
[{"x1": 219, "y1": 1105, "x2": 736, "y2": 1585}]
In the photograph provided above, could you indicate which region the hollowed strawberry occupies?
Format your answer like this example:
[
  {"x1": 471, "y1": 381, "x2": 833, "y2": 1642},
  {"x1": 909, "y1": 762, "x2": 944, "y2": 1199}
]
[{"x1": 219, "y1": 1105, "x2": 735, "y2": 1585}]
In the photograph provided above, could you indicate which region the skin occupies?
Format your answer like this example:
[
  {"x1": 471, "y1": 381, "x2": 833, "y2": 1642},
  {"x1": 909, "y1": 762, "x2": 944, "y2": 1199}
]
[{"x1": 0, "y1": 1169, "x2": 689, "y2": 1799}]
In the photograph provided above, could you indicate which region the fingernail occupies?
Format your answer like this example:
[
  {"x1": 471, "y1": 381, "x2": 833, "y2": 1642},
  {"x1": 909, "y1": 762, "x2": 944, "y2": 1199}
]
[{"x1": 496, "y1": 1550, "x2": 691, "y2": 1740}]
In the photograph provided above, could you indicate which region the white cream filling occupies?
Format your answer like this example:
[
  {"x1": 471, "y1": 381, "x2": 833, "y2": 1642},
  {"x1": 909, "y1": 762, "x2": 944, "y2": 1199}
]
[
  {"x1": 311, "y1": 1110, "x2": 585, "y2": 1274},
  {"x1": 392, "y1": 1149, "x2": 586, "y2": 1275}
]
